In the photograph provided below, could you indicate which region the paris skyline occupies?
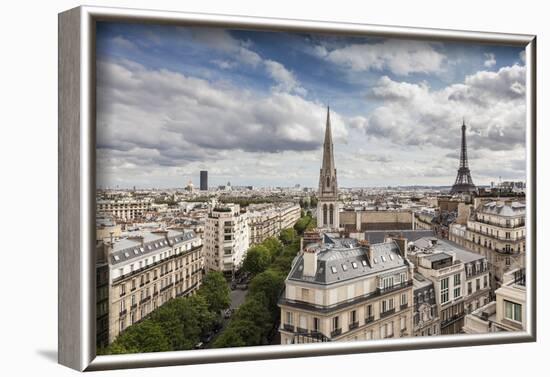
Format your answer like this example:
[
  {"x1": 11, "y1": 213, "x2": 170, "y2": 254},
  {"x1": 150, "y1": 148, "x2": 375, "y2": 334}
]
[{"x1": 96, "y1": 22, "x2": 527, "y2": 189}]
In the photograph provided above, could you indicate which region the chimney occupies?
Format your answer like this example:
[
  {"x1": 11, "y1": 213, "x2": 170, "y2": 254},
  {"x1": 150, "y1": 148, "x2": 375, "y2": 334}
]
[
  {"x1": 392, "y1": 236, "x2": 408, "y2": 259},
  {"x1": 359, "y1": 240, "x2": 373, "y2": 266},
  {"x1": 302, "y1": 246, "x2": 318, "y2": 277}
]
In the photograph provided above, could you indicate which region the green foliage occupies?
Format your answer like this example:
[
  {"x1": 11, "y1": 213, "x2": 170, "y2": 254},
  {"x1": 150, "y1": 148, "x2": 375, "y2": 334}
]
[
  {"x1": 262, "y1": 237, "x2": 283, "y2": 260},
  {"x1": 108, "y1": 320, "x2": 171, "y2": 354},
  {"x1": 248, "y1": 270, "x2": 285, "y2": 319},
  {"x1": 104, "y1": 271, "x2": 229, "y2": 354},
  {"x1": 199, "y1": 271, "x2": 231, "y2": 313},
  {"x1": 242, "y1": 245, "x2": 271, "y2": 275},
  {"x1": 279, "y1": 228, "x2": 297, "y2": 245}
]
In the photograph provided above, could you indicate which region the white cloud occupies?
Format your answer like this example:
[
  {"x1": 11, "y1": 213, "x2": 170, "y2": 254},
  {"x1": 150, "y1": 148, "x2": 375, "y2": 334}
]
[
  {"x1": 97, "y1": 59, "x2": 347, "y2": 187},
  {"x1": 315, "y1": 39, "x2": 446, "y2": 76},
  {"x1": 365, "y1": 64, "x2": 526, "y2": 157},
  {"x1": 483, "y1": 53, "x2": 496, "y2": 67},
  {"x1": 264, "y1": 60, "x2": 307, "y2": 95}
]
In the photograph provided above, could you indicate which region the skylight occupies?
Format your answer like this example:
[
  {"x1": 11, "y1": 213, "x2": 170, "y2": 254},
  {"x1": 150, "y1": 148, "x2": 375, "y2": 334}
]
[
  {"x1": 342, "y1": 264, "x2": 348, "y2": 271},
  {"x1": 381, "y1": 256, "x2": 387, "y2": 262},
  {"x1": 351, "y1": 262, "x2": 358, "y2": 269},
  {"x1": 361, "y1": 260, "x2": 367, "y2": 266},
  {"x1": 114, "y1": 255, "x2": 120, "y2": 261},
  {"x1": 331, "y1": 266, "x2": 337, "y2": 274}
]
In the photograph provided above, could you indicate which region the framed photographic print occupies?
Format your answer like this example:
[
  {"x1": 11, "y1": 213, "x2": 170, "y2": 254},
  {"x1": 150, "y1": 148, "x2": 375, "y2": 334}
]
[{"x1": 58, "y1": 5, "x2": 537, "y2": 371}]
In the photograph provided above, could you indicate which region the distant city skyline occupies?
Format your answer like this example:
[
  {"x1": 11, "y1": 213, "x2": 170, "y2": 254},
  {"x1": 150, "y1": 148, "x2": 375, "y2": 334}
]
[{"x1": 96, "y1": 22, "x2": 527, "y2": 189}]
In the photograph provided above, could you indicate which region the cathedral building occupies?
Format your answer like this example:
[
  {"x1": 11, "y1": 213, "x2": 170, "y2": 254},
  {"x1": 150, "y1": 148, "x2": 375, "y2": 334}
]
[{"x1": 317, "y1": 107, "x2": 340, "y2": 230}]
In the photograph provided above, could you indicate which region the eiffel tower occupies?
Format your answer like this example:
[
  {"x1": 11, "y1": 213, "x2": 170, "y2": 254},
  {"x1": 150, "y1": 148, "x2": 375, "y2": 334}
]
[{"x1": 450, "y1": 120, "x2": 476, "y2": 194}]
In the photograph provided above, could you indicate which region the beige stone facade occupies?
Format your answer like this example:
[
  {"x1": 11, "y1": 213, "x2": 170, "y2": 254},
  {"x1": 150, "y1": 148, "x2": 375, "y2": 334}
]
[
  {"x1": 463, "y1": 268, "x2": 526, "y2": 333},
  {"x1": 449, "y1": 200, "x2": 526, "y2": 288},
  {"x1": 97, "y1": 198, "x2": 152, "y2": 221},
  {"x1": 279, "y1": 237, "x2": 414, "y2": 344},
  {"x1": 248, "y1": 203, "x2": 301, "y2": 245},
  {"x1": 97, "y1": 229, "x2": 203, "y2": 344}
]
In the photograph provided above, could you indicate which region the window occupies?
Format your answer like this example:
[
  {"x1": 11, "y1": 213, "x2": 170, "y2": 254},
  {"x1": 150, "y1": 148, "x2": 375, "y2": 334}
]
[
  {"x1": 332, "y1": 316, "x2": 340, "y2": 331},
  {"x1": 483, "y1": 275, "x2": 488, "y2": 288},
  {"x1": 400, "y1": 293, "x2": 407, "y2": 306},
  {"x1": 383, "y1": 276, "x2": 394, "y2": 289},
  {"x1": 476, "y1": 278, "x2": 480, "y2": 290},
  {"x1": 440, "y1": 278, "x2": 449, "y2": 304},
  {"x1": 366, "y1": 304, "x2": 373, "y2": 319},
  {"x1": 504, "y1": 300, "x2": 522, "y2": 322},
  {"x1": 400, "y1": 316, "x2": 406, "y2": 330},
  {"x1": 454, "y1": 273, "x2": 461, "y2": 285},
  {"x1": 399, "y1": 272, "x2": 406, "y2": 283},
  {"x1": 454, "y1": 286, "x2": 461, "y2": 299},
  {"x1": 301, "y1": 288, "x2": 310, "y2": 301},
  {"x1": 349, "y1": 310, "x2": 357, "y2": 324},
  {"x1": 286, "y1": 312, "x2": 293, "y2": 325},
  {"x1": 467, "y1": 281, "x2": 472, "y2": 295},
  {"x1": 313, "y1": 317, "x2": 320, "y2": 332}
]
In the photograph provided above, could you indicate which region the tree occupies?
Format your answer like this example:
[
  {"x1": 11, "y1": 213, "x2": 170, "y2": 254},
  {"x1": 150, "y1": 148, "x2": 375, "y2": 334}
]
[
  {"x1": 199, "y1": 271, "x2": 231, "y2": 314},
  {"x1": 242, "y1": 245, "x2": 271, "y2": 275},
  {"x1": 109, "y1": 320, "x2": 171, "y2": 354},
  {"x1": 279, "y1": 228, "x2": 297, "y2": 245},
  {"x1": 248, "y1": 271, "x2": 285, "y2": 319},
  {"x1": 262, "y1": 237, "x2": 283, "y2": 260},
  {"x1": 212, "y1": 327, "x2": 246, "y2": 348}
]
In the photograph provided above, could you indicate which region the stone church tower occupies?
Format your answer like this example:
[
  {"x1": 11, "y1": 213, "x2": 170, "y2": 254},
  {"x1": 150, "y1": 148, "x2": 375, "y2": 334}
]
[{"x1": 317, "y1": 107, "x2": 340, "y2": 229}]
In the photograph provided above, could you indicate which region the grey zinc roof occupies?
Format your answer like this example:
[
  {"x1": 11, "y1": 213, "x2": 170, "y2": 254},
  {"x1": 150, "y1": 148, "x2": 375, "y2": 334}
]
[
  {"x1": 110, "y1": 230, "x2": 196, "y2": 265},
  {"x1": 288, "y1": 240, "x2": 408, "y2": 285},
  {"x1": 414, "y1": 237, "x2": 485, "y2": 264},
  {"x1": 364, "y1": 229, "x2": 436, "y2": 244},
  {"x1": 480, "y1": 201, "x2": 526, "y2": 217}
]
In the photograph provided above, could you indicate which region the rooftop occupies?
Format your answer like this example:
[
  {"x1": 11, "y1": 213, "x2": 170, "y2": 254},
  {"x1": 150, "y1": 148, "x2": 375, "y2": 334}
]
[
  {"x1": 479, "y1": 201, "x2": 526, "y2": 217},
  {"x1": 110, "y1": 229, "x2": 197, "y2": 266},
  {"x1": 288, "y1": 239, "x2": 408, "y2": 285}
]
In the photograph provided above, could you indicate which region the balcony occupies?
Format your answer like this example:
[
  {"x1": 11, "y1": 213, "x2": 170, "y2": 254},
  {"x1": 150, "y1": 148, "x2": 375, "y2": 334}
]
[
  {"x1": 330, "y1": 328, "x2": 342, "y2": 337},
  {"x1": 130, "y1": 304, "x2": 137, "y2": 310},
  {"x1": 365, "y1": 316, "x2": 374, "y2": 324},
  {"x1": 380, "y1": 308, "x2": 396, "y2": 318},
  {"x1": 296, "y1": 327, "x2": 308, "y2": 334},
  {"x1": 377, "y1": 281, "x2": 413, "y2": 296},
  {"x1": 400, "y1": 303, "x2": 409, "y2": 310},
  {"x1": 119, "y1": 309, "x2": 127, "y2": 317},
  {"x1": 348, "y1": 321, "x2": 359, "y2": 331},
  {"x1": 283, "y1": 324, "x2": 295, "y2": 332}
]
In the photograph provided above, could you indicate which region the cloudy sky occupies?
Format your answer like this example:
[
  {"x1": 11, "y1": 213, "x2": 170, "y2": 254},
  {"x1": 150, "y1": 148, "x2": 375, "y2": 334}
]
[{"x1": 96, "y1": 22, "x2": 527, "y2": 189}]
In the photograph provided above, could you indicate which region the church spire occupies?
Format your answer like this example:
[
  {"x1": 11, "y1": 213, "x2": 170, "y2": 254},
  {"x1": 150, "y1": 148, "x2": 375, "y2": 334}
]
[
  {"x1": 321, "y1": 106, "x2": 335, "y2": 174},
  {"x1": 317, "y1": 106, "x2": 339, "y2": 229}
]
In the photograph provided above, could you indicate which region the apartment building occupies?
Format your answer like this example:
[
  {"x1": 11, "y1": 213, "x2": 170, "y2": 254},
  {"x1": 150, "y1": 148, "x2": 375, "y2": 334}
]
[
  {"x1": 96, "y1": 229, "x2": 203, "y2": 344},
  {"x1": 204, "y1": 204, "x2": 249, "y2": 273},
  {"x1": 248, "y1": 202, "x2": 301, "y2": 245},
  {"x1": 97, "y1": 198, "x2": 152, "y2": 220},
  {"x1": 413, "y1": 274, "x2": 440, "y2": 336},
  {"x1": 278, "y1": 235, "x2": 414, "y2": 344},
  {"x1": 449, "y1": 200, "x2": 526, "y2": 288},
  {"x1": 463, "y1": 268, "x2": 526, "y2": 333},
  {"x1": 410, "y1": 238, "x2": 491, "y2": 334}
]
